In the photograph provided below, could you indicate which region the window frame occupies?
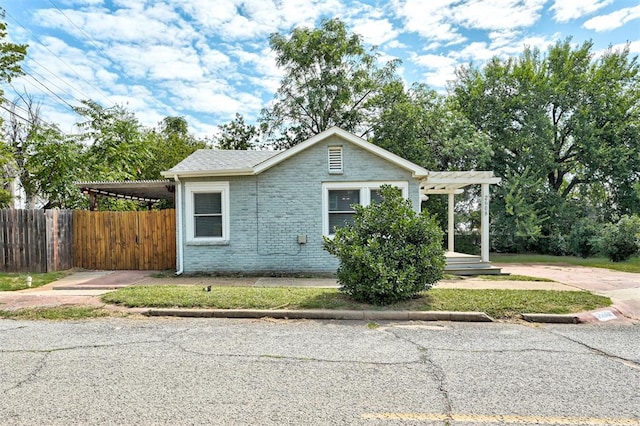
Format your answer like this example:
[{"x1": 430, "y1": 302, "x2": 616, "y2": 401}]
[
  {"x1": 184, "y1": 181, "x2": 230, "y2": 244},
  {"x1": 322, "y1": 181, "x2": 409, "y2": 236}
]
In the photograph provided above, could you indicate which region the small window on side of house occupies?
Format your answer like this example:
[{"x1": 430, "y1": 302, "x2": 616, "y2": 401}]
[
  {"x1": 185, "y1": 181, "x2": 230, "y2": 243},
  {"x1": 328, "y1": 146, "x2": 343, "y2": 174}
]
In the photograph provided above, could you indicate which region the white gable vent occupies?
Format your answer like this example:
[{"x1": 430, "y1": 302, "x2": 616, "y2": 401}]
[{"x1": 328, "y1": 146, "x2": 343, "y2": 174}]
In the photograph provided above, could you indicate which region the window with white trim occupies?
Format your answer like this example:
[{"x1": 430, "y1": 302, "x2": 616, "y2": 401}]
[
  {"x1": 185, "y1": 182, "x2": 230, "y2": 243},
  {"x1": 322, "y1": 181, "x2": 409, "y2": 236},
  {"x1": 328, "y1": 146, "x2": 343, "y2": 174}
]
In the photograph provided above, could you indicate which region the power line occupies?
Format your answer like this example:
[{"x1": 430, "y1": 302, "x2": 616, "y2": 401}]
[
  {"x1": 22, "y1": 58, "x2": 94, "y2": 103},
  {"x1": 4, "y1": 9, "x2": 115, "y2": 107},
  {"x1": 0, "y1": 103, "x2": 37, "y2": 126}
]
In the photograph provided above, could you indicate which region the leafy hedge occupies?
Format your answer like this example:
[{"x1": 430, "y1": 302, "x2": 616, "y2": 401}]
[{"x1": 324, "y1": 185, "x2": 445, "y2": 305}]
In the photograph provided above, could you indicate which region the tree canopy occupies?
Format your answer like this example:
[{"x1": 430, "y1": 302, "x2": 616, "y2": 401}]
[
  {"x1": 261, "y1": 18, "x2": 401, "y2": 148},
  {"x1": 452, "y1": 39, "x2": 640, "y2": 251}
]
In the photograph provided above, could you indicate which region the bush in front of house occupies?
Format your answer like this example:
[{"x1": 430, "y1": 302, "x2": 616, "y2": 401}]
[
  {"x1": 323, "y1": 185, "x2": 445, "y2": 305},
  {"x1": 597, "y1": 214, "x2": 640, "y2": 262}
]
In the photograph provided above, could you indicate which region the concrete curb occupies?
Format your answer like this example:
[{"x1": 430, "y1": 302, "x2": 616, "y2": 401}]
[
  {"x1": 146, "y1": 308, "x2": 494, "y2": 322},
  {"x1": 521, "y1": 313, "x2": 580, "y2": 324}
]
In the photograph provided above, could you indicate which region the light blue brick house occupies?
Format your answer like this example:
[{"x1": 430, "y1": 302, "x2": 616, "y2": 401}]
[{"x1": 161, "y1": 127, "x2": 431, "y2": 275}]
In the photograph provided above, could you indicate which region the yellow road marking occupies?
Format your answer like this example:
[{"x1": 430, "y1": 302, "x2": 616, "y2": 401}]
[{"x1": 361, "y1": 412, "x2": 640, "y2": 425}]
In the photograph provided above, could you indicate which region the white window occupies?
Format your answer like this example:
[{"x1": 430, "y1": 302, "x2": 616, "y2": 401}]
[
  {"x1": 185, "y1": 182, "x2": 230, "y2": 243},
  {"x1": 328, "y1": 146, "x2": 343, "y2": 174},
  {"x1": 322, "y1": 181, "x2": 409, "y2": 236}
]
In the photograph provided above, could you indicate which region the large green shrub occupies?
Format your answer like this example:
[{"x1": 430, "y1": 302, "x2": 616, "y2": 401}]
[
  {"x1": 323, "y1": 185, "x2": 445, "y2": 305},
  {"x1": 597, "y1": 215, "x2": 640, "y2": 262},
  {"x1": 568, "y1": 217, "x2": 600, "y2": 258}
]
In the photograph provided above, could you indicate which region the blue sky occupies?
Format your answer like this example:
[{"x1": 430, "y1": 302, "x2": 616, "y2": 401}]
[{"x1": 2, "y1": 0, "x2": 639, "y2": 137}]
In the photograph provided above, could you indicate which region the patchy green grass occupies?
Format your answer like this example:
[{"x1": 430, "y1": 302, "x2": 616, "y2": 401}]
[
  {"x1": 0, "y1": 306, "x2": 114, "y2": 320},
  {"x1": 479, "y1": 274, "x2": 555, "y2": 282},
  {"x1": 101, "y1": 285, "x2": 610, "y2": 320},
  {"x1": 0, "y1": 271, "x2": 70, "y2": 291},
  {"x1": 491, "y1": 254, "x2": 640, "y2": 273}
]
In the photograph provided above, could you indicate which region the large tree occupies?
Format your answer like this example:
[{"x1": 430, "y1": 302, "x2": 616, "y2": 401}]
[
  {"x1": 73, "y1": 100, "x2": 151, "y2": 181},
  {"x1": 140, "y1": 116, "x2": 207, "y2": 180},
  {"x1": 3, "y1": 93, "x2": 84, "y2": 208},
  {"x1": 372, "y1": 83, "x2": 492, "y2": 172},
  {"x1": 261, "y1": 18, "x2": 401, "y2": 148},
  {"x1": 214, "y1": 113, "x2": 261, "y2": 150},
  {"x1": 0, "y1": 9, "x2": 28, "y2": 207},
  {"x1": 452, "y1": 39, "x2": 640, "y2": 250}
]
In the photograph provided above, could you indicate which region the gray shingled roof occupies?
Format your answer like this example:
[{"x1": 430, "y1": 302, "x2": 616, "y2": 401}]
[{"x1": 166, "y1": 149, "x2": 281, "y2": 173}]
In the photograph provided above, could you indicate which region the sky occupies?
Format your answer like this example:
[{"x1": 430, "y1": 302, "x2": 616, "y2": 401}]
[{"x1": 2, "y1": 0, "x2": 639, "y2": 137}]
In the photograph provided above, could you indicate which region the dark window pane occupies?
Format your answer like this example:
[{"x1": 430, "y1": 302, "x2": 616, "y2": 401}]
[
  {"x1": 195, "y1": 216, "x2": 222, "y2": 237},
  {"x1": 329, "y1": 212, "x2": 355, "y2": 230},
  {"x1": 370, "y1": 189, "x2": 383, "y2": 204},
  {"x1": 328, "y1": 190, "x2": 359, "y2": 212},
  {"x1": 194, "y1": 193, "x2": 221, "y2": 214}
]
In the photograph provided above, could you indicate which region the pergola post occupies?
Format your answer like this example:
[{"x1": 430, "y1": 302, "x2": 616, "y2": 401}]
[
  {"x1": 447, "y1": 192, "x2": 455, "y2": 252},
  {"x1": 481, "y1": 183, "x2": 490, "y2": 263},
  {"x1": 420, "y1": 171, "x2": 500, "y2": 265}
]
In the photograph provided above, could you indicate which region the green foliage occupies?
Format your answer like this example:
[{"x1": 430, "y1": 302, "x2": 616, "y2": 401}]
[
  {"x1": 323, "y1": 185, "x2": 445, "y2": 305},
  {"x1": 453, "y1": 39, "x2": 640, "y2": 252},
  {"x1": 597, "y1": 215, "x2": 640, "y2": 262},
  {"x1": 74, "y1": 100, "x2": 150, "y2": 181},
  {"x1": 372, "y1": 83, "x2": 492, "y2": 171},
  {"x1": 140, "y1": 116, "x2": 207, "y2": 180},
  {"x1": 262, "y1": 18, "x2": 400, "y2": 148},
  {"x1": 0, "y1": 10, "x2": 27, "y2": 85},
  {"x1": 215, "y1": 113, "x2": 261, "y2": 150},
  {"x1": 568, "y1": 217, "x2": 600, "y2": 258}
]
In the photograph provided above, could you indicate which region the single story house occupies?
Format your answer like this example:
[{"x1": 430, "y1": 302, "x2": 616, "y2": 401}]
[{"x1": 161, "y1": 127, "x2": 500, "y2": 275}]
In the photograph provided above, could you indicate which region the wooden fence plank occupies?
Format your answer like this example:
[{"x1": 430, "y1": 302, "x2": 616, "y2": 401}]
[{"x1": 71, "y1": 209, "x2": 175, "y2": 271}]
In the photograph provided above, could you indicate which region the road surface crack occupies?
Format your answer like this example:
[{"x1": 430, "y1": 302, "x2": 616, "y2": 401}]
[
  {"x1": 549, "y1": 331, "x2": 640, "y2": 371},
  {"x1": 384, "y1": 329, "x2": 454, "y2": 425},
  {"x1": 2, "y1": 352, "x2": 49, "y2": 395}
]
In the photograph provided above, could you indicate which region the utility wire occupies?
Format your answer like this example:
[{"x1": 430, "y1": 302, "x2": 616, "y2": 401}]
[
  {"x1": 22, "y1": 58, "x2": 93, "y2": 103},
  {"x1": 4, "y1": 9, "x2": 115, "y2": 107},
  {"x1": 15, "y1": 71, "x2": 79, "y2": 112},
  {"x1": 0, "y1": 103, "x2": 36, "y2": 126}
]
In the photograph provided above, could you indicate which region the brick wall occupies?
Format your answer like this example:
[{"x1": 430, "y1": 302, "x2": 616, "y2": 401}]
[{"x1": 181, "y1": 135, "x2": 421, "y2": 274}]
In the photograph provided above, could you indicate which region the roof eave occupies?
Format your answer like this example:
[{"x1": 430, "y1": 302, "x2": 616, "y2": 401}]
[{"x1": 160, "y1": 168, "x2": 255, "y2": 178}]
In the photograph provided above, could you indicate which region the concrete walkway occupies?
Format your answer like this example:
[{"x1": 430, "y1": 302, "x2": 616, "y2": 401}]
[{"x1": 0, "y1": 264, "x2": 637, "y2": 322}]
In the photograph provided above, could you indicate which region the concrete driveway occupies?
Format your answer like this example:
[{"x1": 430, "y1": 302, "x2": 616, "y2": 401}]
[{"x1": 495, "y1": 263, "x2": 640, "y2": 321}]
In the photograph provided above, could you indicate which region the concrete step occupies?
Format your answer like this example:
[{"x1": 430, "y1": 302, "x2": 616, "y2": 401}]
[{"x1": 445, "y1": 266, "x2": 503, "y2": 276}]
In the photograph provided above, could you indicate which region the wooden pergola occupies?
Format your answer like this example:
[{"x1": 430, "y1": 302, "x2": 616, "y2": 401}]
[{"x1": 420, "y1": 171, "x2": 501, "y2": 263}]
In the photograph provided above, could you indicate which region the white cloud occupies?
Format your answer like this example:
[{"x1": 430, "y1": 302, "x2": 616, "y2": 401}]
[
  {"x1": 452, "y1": 0, "x2": 547, "y2": 30},
  {"x1": 351, "y1": 18, "x2": 399, "y2": 46},
  {"x1": 387, "y1": 39, "x2": 408, "y2": 49},
  {"x1": 392, "y1": 0, "x2": 463, "y2": 43},
  {"x1": 174, "y1": 0, "x2": 343, "y2": 41},
  {"x1": 410, "y1": 54, "x2": 458, "y2": 87},
  {"x1": 583, "y1": 5, "x2": 640, "y2": 31},
  {"x1": 33, "y1": 4, "x2": 197, "y2": 45},
  {"x1": 108, "y1": 44, "x2": 205, "y2": 81},
  {"x1": 550, "y1": 0, "x2": 614, "y2": 22}
]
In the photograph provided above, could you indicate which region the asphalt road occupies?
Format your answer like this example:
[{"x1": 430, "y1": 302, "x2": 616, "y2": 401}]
[{"x1": 0, "y1": 318, "x2": 638, "y2": 425}]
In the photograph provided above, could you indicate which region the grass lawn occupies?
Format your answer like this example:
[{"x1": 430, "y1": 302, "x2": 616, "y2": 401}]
[
  {"x1": 479, "y1": 274, "x2": 554, "y2": 282},
  {"x1": 491, "y1": 254, "x2": 640, "y2": 273},
  {"x1": 101, "y1": 285, "x2": 611, "y2": 320},
  {"x1": 0, "y1": 306, "x2": 114, "y2": 320},
  {"x1": 0, "y1": 271, "x2": 70, "y2": 291}
]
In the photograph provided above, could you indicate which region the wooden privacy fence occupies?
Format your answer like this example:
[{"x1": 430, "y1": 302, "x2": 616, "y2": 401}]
[
  {"x1": 73, "y1": 210, "x2": 176, "y2": 270},
  {"x1": 0, "y1": 209, "x2": 73, "y2": 273}
]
